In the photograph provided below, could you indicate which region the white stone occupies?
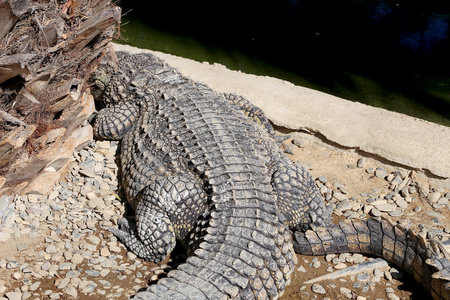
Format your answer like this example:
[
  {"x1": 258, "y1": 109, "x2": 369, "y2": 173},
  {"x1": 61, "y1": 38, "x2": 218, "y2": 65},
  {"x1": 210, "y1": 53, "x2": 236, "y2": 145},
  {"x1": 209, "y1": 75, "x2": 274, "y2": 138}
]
[
  {"x1": 87, "y1": 235, "x2": 101, "y2": 245},
  {"x1": 335, "y1": 263, "x2": 347, "y2": 269},
  {"x1": 96, "y1": 140, "x2": 111, "y2": 149},
  {"x1": 311, "y1": 284, "x2": 326, "y2": 294},
  {"x1": 333, "y1": 192, "x2": 347, "y2": 201},
  {"x1": 71, "y1": 253, "x2": 84, "y2": 265},
  {"x1": 48, "y1": 190, "x2": 59, "y2": 201},
  {"x1": 395, "y1": 198, "x2": 409, "y2": 209},
  {"x1": 0, "y1": 232, "x2": 11, "y2": 242},
  {"x1": 57, "y1": 277, "x2": 70, "y2": 289},
  {"x1": 428, "y1": 192, "x2": 441, "y2": 204},
  {"x1": 374, "y1": 202, "x2": 397, "y2": 212},
  {"x1": 100, "y1": 247, "x2": 111, "y2": 257},
  {"x1": 65, "y1": 286, "x2": 77, "y2": 298},
  {"x1": 88, "y1": 197, "x2": 104, "y2": 209}
]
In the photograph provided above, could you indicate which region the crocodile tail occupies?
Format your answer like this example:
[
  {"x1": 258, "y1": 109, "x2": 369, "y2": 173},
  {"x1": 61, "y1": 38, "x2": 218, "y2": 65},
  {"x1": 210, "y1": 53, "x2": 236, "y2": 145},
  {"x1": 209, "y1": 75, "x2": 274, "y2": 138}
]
[{"x1": 293, "y1": 217, "x2": 450, "y2": 300}]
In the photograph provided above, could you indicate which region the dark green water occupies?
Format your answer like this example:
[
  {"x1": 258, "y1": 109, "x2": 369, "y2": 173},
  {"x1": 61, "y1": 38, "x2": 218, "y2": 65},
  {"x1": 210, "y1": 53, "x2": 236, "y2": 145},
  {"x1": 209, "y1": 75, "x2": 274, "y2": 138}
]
[{"x1": 116, "y1": 2, "x2": 450, "y2": 127}]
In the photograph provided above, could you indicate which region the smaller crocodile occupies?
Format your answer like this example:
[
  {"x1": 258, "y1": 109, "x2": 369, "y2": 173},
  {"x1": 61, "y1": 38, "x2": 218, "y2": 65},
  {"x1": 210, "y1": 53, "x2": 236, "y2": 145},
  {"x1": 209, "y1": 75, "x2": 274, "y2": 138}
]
[{"x1": 91, "y1": 51, "x2": 450, "y2": 300}]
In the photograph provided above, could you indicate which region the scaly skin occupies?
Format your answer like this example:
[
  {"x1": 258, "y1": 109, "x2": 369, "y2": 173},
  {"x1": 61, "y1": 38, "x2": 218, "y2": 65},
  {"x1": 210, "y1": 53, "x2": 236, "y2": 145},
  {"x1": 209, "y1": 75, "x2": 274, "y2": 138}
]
[
  {"x1": 294, "y1": 218, "x2": 450, "y2": 300},
  {"x1": 92, "y1": 51, "x2": 329, "y2": 299},
  {"x1": 92, "y1": 51, "x2": 450, "y2": 299}
]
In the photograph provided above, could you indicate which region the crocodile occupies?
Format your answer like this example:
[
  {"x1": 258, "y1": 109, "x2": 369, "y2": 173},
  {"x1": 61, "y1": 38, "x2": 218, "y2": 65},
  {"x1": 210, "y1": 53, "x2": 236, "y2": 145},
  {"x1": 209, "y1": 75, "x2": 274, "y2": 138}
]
[{"x1": 91, "y1": 51, "x2": 450, "y2": 299}]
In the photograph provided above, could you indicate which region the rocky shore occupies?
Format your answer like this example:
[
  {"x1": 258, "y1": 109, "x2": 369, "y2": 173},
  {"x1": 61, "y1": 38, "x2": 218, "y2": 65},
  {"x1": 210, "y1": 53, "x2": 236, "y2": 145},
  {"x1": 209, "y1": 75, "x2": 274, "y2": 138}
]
[{"x1": 0, "y1": 129, "x2": 449, "y2": 299}]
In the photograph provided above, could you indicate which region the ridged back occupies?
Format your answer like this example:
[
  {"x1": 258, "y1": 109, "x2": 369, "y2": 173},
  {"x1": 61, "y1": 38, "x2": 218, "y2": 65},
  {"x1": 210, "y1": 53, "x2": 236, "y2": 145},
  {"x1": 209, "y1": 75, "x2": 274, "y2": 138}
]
[{"x1": 112, "y1": 52, "x2": 295, "y2": 299}]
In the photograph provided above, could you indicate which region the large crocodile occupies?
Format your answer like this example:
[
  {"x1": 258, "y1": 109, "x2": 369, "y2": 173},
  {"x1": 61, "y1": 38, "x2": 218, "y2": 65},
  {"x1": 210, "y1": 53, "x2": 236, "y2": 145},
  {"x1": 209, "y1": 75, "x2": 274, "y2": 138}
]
[{"x1": 92, "y1": 51, "x2": 450, "y2": 299}]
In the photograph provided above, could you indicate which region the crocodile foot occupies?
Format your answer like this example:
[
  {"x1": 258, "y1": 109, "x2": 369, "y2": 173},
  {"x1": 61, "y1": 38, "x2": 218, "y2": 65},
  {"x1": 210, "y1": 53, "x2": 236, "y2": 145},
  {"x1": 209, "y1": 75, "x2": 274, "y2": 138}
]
[{"x1": 108, "y1": 214, "x2": 175, "y2": 263}]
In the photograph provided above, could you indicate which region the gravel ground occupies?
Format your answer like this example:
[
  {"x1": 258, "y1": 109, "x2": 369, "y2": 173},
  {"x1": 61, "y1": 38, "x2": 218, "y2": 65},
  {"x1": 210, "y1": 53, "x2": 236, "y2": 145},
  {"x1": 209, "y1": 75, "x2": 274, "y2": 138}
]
[{"x1": 0, "y1": 132, "x2": 449, "y2": 300}]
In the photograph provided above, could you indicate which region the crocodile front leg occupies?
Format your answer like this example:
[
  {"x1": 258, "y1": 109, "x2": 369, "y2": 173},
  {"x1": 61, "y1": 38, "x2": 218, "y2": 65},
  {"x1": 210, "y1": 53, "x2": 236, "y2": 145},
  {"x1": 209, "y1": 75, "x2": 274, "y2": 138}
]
[{"x1": 94, "y1": 102, "x2": 140, "y2": 140}]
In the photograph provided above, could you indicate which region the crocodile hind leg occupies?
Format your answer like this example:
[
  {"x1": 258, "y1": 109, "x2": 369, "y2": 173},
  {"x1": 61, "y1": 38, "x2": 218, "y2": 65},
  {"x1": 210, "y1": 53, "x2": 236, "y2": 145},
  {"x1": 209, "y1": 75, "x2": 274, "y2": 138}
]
[
  {"x1": 111, "y1": 204, "x2": 175, "y2": 262},
  {"x1": 94, "y1": 101, "x2": 140, "y2": 140},
  {"x1": 222, "y1": 93, "x2": 276, "y2": 136},
  {"x1": 272, "y1": 163, "x2": 332, "y2": 230},
  {"x1": 110, "y1": 174, "x2": 207, "y2": 263},
  {"x1": 293, "y1": 217, "x2": 450, "y2": 300},
  {"x1": 222, "y1": 92, "x2": 293, "y2": 154}
]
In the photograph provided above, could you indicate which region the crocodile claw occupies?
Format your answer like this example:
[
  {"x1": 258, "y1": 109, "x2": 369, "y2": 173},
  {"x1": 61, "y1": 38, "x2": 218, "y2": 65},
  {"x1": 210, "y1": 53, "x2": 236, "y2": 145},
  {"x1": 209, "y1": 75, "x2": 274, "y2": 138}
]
[
  {"x1": 280, "y1": 143, "x2": 294, "y2": 155},
  {"x1": 273, "y1": 134, "x2": 291, "y2": 143},
  {"x1": 108, "y1": 217, "x2": 137, "y2": 242}
]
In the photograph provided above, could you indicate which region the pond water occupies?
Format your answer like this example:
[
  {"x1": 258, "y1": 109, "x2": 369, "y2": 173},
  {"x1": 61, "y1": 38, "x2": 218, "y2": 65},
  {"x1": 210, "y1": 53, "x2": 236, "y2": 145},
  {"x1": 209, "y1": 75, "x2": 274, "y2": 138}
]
[{"x1": 116, "y1": 1, "x2": 450, "y2": 127}]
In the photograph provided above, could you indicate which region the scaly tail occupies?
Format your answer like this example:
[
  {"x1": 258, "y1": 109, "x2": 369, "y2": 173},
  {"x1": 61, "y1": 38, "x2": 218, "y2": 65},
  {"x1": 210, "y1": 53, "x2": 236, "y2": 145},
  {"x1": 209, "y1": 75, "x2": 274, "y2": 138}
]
[{"x1": 293, "y1": 217, "x2": 450, "y2": 300}]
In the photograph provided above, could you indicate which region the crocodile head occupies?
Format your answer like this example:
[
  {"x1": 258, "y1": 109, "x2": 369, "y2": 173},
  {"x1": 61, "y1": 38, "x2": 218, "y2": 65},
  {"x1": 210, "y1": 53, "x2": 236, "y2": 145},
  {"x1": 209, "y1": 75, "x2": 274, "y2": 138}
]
[{"x1": 89, "y1": 52, "x2": 120, "y2": 108}]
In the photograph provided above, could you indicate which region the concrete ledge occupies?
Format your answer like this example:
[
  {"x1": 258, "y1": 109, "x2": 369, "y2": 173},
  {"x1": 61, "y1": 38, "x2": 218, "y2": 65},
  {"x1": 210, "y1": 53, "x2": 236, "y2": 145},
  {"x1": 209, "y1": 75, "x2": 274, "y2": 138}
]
[{"x1": 112, "y1": 43, "x2": 450, "y2": 179}]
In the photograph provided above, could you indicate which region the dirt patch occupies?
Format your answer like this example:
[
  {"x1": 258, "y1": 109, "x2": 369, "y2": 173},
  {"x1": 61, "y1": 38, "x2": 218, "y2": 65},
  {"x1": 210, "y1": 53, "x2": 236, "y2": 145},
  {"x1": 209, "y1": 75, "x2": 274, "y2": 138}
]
[{"x1": 278, "y1": 128, "x2": 449, "y2": 299}]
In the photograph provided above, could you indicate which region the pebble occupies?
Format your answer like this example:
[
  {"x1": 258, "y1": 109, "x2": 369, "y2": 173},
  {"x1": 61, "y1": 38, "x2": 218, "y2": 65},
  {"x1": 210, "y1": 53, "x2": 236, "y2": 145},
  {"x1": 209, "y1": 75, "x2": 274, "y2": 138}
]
[
  {"x1": 325, "y1": 254, "x2": 335, "y2": 262},
  {"x1": 127, "y1": 252, "x2": 137, "y2": 260},
  {"x1": 88, "y1": 197, "x2": 105, "y2": 210},
  {"x1": 356, "y1": 272, "x2": 369, "y2": 281},
  {"x1": 311, "y1": 284, "x2": 326, "y2": 294},
  {"x1": 374, "y1": 202, "x2": 397, "y2": 212},
  {"x1": 340, "y1": 287, "x2": 352, "y2": 298},
  {"x1": 339, "y1": 253, "x2": 350, "y2": 261},
  {"x1": 428, "y1": 192, "x2": 441, "y2": 204},
  {"x1": 297, "y1": 265, "x2": 307, "y2": 272},
  {"x1": 29, "y1": 282, "x2": 41, "y2": 291},
  {"x1": 388, "y1": 211, "x2": 403, "y2": 217},
  {"x1": 333, "y1": 191, "x2": 348, "y2": 201},
  {"x1": 100, "y1": 247, "x2": 111, "y2": 256},
  {"x1": 66, "y1": 286, "x2": 78, "y2": 298},
  {"x1": 6, "y1": 261, "x2": 19, "y2": 269},
  {"x1": 438, "y1": 197, "x2": 449, "y2": 205},
  {"x1": 45, "y1": 244, "x2": 58, "y2": 254},
  {"x1": 0, "y1": 231, "x2": 11, "y2": 242},
  {"x1": 395, "y1": 198, "x2": 409, "y2": 209},
  {"x1": 375, "y1": 168, "x2": 387, "y2": 179},
  {"x1": 387, "y1": 294, "x2": 400, "y2": 300},
  {"x1": 334, "y1": 263, "x2": 347, "y2": 269},
  {"x1": 57, "y1": 277, "x2": 70, "y2": 289},
  {"x1": 87, "y1": 235, "x2": 101, "y2": 245},
  {"x1": 370, "y1": 208, "x2": 382, "y2": 217},
  {"x1": 293, "y1": 138, "x2": 306, "y2": 148},
  {"x1": 336, "y1": 200, "x2": 352, "y2": 211},
  {"x1": 0, "y1": 141, "x2": 132, "y2": 298},
  {"x1": 86, "y1": 270, "x2": 101, "y2": 277},
  {"x1": 5, "y1": 292, "x2": 22, "y2": 300},
  {"x1": 317, "y1": 176, "x2": 327, "y2": 183},
  {"x1": 357, "y1": 158, "x2": 365, "y2": 168}
]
